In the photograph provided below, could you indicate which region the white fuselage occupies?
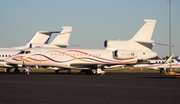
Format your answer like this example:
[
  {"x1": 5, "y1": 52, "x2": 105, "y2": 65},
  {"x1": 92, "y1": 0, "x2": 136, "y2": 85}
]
[{"x1": 5, "y1": 48, "x2": 157, "y2": 69}]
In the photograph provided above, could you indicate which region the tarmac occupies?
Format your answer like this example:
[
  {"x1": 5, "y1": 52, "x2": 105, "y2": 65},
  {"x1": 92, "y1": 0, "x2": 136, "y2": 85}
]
[{"x1": 0, "y1": 72, "x2": 180, "y2": 104}]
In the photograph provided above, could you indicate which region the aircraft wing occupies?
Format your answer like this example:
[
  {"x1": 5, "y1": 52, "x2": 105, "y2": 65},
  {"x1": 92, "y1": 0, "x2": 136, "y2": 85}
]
[{"x1": 70, "y1": 63, "x2": 127, "y2": 69}]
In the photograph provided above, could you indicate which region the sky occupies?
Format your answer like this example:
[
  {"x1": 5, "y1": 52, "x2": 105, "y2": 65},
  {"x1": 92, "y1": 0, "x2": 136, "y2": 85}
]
[{"x1": 0, "y1": 0, "x2": 180, "y2": 58}]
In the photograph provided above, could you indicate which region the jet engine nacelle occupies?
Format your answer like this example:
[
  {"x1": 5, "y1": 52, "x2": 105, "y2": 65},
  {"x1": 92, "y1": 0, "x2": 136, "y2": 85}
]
[
  {"x1": 104, "y1": 40, "x2": 123, "y2": 49},
  {"x1": 113, "y1": 50, "x2": 137, "y2": 60}
]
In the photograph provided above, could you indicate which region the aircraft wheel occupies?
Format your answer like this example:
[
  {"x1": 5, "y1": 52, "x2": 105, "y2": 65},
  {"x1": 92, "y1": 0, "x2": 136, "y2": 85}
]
[
  {"x1": 4, "y1": 68, "x2": 11, "y2": 73},
  {"x1": 23, "y1": 69, "x2": 28, "y2": 74},
  {"x1": 55, "y1": 70, "x2": 59, "y2": 74},
  {"x1": 14, "y1": 68, "x2": 20, "y2": 74},
  {"x1": 6, "y1": 68, "x2": 11, "y2": 73},
  {"x1": 68, "y1": 69, "x2": 72, "y2": 74},
  {"x1": 160, "y1": 69, "x2": 165, "y2": 74}
]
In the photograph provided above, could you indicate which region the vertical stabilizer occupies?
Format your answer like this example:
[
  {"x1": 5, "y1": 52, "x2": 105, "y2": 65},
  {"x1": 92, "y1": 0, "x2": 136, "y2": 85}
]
[
  {"x1": 164, "y1": 54, "x2": 174, "y2": 64},
  {"x1": 105, "y1": 19, "x2": 157, "y2": 51},
  {"x1": 131, "y1": 19, "x2": 156, "y2": 43},
  {"x1": 50, "y1": 26, "x2": 72, "y2": 46},
  {"x1": 26, "y1": 31, "x2": 51, "y2": 46},
  {"x1": 25, "y1": 31, "x2": 60, "y2": 46}
]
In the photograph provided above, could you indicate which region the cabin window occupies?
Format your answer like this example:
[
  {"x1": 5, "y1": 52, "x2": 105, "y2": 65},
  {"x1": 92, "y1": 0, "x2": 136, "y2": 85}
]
[
  {"x1": 9, "y1": 55, "x2": 11, "y2": 57},
  {"x1": 5, "y1": 55, "x2": 7, "y2": 57},
  {"x1": 2, "y1": 55, "x2": 4, "y2": 57}
]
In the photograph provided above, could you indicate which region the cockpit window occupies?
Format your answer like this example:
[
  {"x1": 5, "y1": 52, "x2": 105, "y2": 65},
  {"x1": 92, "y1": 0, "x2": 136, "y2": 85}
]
[
  {"x1": 19, "y1": 51, "x2": 25, "y2": 54},
  {"x1": 25, "y1": 51, "x2": 31, "y2": 54},
  {"x1": 18, "y1": 51, "x2": 31, "y2": 54}
]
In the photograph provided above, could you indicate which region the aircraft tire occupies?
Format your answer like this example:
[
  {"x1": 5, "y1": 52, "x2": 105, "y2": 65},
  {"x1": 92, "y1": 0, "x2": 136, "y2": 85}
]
[
  {"x1": 5, "y1": 68, "x2": 11, "y2": 73},
  {"x1": 160, "y1": 69, "x2": 165, "y2": 74},
  {"x1": 55, "y1": 70, "x2": 59, "y2": 74},
  {"x1": 14, "y1": 68, "x2": 20, "y2": 74}
]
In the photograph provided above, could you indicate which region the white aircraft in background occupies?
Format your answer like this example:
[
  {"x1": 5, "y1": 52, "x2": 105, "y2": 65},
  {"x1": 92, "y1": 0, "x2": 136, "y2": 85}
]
[
  {"x1": 134, "y1": 54, "x2": 180, "y2": 73},
  {"x1": 0, "y1": 26, "x2": 72, "y2": 73},
  {"x1": 5, "y1": 19, "x2": 157, "y2": 75},
  {"x1": 29, "y1": 26, "x2": 72, "y2": 48}
]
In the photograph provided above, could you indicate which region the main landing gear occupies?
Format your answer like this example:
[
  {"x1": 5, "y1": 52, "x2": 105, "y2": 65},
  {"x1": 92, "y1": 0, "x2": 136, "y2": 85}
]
[
  {"x1": 14, "y1": 67, "x2": 20, "y2": 74},
  {"x1": 4, "y1": 68, "x2": 11, "y2": 73},
  {"x1": 55, "y1": 68, "x2": 72, "y2": 74},
  {"x1": 79, "y1": 68, "x2": 105, "y2": 75}
]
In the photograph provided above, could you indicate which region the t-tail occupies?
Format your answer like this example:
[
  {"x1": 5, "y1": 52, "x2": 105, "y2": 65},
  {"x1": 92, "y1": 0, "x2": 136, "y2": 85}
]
[
  {"x1": 50, "y1": 26, "x2": 72, "y2": 48},
  {"x1": 105, "y1": 19, "x2": 156, "y2": 51},
  {"x1": 130, "y1": 19, "x2": 156, "y2": 51},
  {"x1": 104, "y1": 19, "x2": 157, "y2": 60}
]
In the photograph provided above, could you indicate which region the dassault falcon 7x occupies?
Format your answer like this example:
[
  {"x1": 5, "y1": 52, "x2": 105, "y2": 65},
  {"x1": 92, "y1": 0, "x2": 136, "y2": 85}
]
[
  {"x1": 0, "y1": 26, "x2": 72, "y2": 73},
  {"x1": 5, "y1": 19, "x2": 157, "y2": 75}
]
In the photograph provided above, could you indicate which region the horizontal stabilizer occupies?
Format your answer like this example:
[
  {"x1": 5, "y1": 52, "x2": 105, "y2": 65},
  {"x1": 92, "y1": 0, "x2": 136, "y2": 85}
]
[
  {"x1": 135, "y1": 40, "x2": 154, "y2": 44},
  {"x1": 152, "y1": 42, "x2": 175, "y2": 47}
]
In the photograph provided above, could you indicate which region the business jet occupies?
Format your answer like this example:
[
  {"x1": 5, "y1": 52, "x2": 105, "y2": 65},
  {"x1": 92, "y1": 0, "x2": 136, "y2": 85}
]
[
  {"x1": 5, "y1": 19, "x2": 157, "y2": 75},
  {"x1": 134, "y1": 54, "x2": 180, "y2": 74},
  {"x1": 0, "y1": 26, "x2": 72, "y2": 73}
]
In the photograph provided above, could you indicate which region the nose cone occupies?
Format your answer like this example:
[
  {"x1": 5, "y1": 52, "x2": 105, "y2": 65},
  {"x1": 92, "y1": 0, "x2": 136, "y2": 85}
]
[
  {"x1": 5, "y1": 57, "x2": 13, "y2": 64},
  {"x1": 139, "y1": 51, "x2": 157, "y2": 60},
  {"x1": 152, "y1": 52, "x2": 157, "y2": 58},
  {"x1": 146, "y1": 51, "x2": 157, "y2": 60}
]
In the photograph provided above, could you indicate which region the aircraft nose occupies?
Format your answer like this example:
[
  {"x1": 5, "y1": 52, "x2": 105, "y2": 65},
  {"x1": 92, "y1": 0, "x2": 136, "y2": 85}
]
[
  {"x1": 5, "y1": 57, "x2": 13, "y2": 63},
  {"x1": 153, "y1": 52, "x2": 157, "y2": 58},
  {"x1": 5, "y1": 57, "x2": 18, "y2": 64}
]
